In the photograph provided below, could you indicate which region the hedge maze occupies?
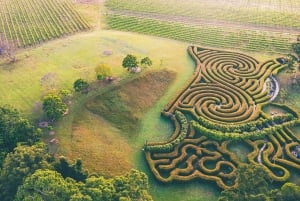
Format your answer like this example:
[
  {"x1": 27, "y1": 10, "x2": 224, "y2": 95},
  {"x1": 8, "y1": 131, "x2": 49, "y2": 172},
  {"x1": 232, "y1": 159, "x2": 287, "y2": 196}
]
[{"x1": 144, "y1": 46, "x2": 300, "y2": 189}]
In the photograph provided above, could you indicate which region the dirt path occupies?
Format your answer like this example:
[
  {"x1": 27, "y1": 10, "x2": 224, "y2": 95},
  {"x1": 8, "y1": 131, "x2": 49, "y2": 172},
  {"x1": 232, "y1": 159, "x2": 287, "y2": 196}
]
[
  {"x1": 258, "y1": 142, "x2": 267, "y2": 164},
  {"x1": 109, "y1": 9, "x2": 300, "y2": 35}
]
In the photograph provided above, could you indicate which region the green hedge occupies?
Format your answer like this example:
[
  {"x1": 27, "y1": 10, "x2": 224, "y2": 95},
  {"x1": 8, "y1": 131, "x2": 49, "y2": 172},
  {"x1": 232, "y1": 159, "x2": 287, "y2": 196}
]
[
  {"x1": 144, "y1": 110, "x2": 188, "y2": 152},
  {"x1": 191, "y1": 120, "x2": 296, "y2": 141}
]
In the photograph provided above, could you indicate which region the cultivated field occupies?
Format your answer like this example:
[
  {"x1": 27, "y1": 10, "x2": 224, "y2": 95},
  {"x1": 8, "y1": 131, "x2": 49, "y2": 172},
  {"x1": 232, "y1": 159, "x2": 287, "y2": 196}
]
[
  {"x1": 106, "y1": 0, "x2": 300, "y2": 54},
  {"x1": 0, "y1": 0, "x2": 90, "y2": 47}
]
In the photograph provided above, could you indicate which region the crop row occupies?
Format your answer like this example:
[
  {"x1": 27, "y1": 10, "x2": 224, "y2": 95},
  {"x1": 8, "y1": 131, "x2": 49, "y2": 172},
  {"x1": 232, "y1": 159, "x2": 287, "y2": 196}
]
[
  {"x1": 107, "y1": 14, "x2": 294, "y2": 54},
  {"x1": 106, "y1": 0, "x2": 300, "y2": 29},
  {"x1": 0, "y1": 0, "x2": 90, "y2": 47}
]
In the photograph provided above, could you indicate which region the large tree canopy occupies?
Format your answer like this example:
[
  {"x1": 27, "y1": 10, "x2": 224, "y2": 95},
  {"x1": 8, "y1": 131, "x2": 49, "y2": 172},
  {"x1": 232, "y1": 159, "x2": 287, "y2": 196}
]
[
  {"x1": 15, "y1": 169, "x2": 80, "y2": 201},
  {"x1": 0, "y1": 105, "x2": 41, "y2": 165},
  {"x1": 0, "y1": 143, "x2": 52, "y2": 201},
  {"x1": 42, "y1": 94, "x2": 67, "y2": 121},
  {"x1": 73, "y1": 78, "x2": 89, "y2": 93},
  {"x1": 122, "y1": 54, "x2": 138, "y2": 70},
  {"x1": 140, "y1": 57, "x2": 152, "y2": 68},
  {"x1": 218, "y1": 164, "x2": 273, "y2": 201}
]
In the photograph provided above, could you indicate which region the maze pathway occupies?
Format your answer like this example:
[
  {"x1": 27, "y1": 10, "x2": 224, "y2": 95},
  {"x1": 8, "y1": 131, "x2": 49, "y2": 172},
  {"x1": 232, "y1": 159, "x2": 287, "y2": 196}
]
[{"x1": 144, "y1": 46, "x2": 300, "y2": 189}]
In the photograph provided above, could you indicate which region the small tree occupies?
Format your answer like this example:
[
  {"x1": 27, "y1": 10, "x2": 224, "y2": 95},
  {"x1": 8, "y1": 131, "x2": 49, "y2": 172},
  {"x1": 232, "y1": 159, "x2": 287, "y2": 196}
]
[
  {"x1": 59, "y1": 89, "x2": 73, "y2": 104},
  {"x1": 73, "y1": 79, "x2": 89, "y2": 93},
  {"x1": 0, "y1": 33, "x2": 17, "y2": 62},
  {"x1": 122, "y1": 54, "x2": 138, "y2": 71},
  {"x1": 42, "y1": 94, "x2": 67, "y2": 121},
  {"x1": 95, "y1": 64, "x2": 112, "y2": 80},
  {"x1": 140, "y1": 57, "x2": 152, "y2": 68},
  {"x1": 286, "y1": 54, "x2": 298, "y2": 74}
]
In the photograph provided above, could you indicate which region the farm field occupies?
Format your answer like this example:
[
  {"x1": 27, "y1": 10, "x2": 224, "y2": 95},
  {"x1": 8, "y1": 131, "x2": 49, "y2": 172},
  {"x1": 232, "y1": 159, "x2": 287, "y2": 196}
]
[
  {"x1": 105, "y1": 0, "x2": 300, "y2": 54},
  {"x1": 1, "y1": 0, "x2": 300, "y2": 201},
  {"x1": 0, "y1": 0, "x2": 90, "y2": 47}
]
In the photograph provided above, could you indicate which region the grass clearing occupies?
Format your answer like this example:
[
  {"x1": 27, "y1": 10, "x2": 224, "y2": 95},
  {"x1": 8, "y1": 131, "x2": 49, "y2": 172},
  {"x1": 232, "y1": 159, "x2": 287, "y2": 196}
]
[
  {"x1": 85, "y1": 70, "x2": 176, "y2": 134},
  {"x1": 0, "y1": 30, "x2": 194, "y2": 118},
  {"x1": 68, "y1": 107, "x2": 132, "y2": 177}
]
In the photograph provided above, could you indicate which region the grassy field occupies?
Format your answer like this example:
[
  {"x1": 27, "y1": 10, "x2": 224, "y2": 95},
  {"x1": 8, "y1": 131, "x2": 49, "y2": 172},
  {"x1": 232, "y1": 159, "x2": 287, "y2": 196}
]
[
  {"x1": 1, "y1": 0, "x2": 300, "y2": 200},
  {"x1": 0, "y1": 0, "x2": 90, "y2": 47},
  {"x1": 105, "y1": 0, "x2": 299, "y2": 54}
]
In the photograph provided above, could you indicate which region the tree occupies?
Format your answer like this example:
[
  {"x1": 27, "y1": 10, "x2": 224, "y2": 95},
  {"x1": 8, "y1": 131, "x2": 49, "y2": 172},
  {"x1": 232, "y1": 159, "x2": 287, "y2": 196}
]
[
  {"x1": 292, "y1": 36, "x2": 300, "y2": 59},
  {"x1": 279, "y1": 88, "x2": 287, "y2": 103},
  {"x1": 81, "y1": 176, "x2": 116, "y2": 201},
  {"x1": 58, "y1": 89, "x2": 73, "y2": 104},
  {"x1": 42, "y1": 94, "x2": 67, "y2": 121},
  {"x1": 54, "y1": 156, "x2": 88, "y2": 182},
  {"x1": 122, "y1": 54, "x2": 138, "y2": 71},
  {"x1": 218, "y1": 164, "x2": 273, "y2": 201},
  {"x1": 140, "y1": 57, "x2": 153, "y2": 68},
  {"x1": 0, "y1": 143, "x2": 52, "y2": 201},
  {"x1": 276, "y1": 182, "x2": 300, "y2": 201},
  {"x1": 95, "y1": 64, "x2": 112, "y2": 80},
  {"x1": 286, "y1": 54, "x2": 298, "y2": 74},
  {"x1": 0, "y1": 105, "x2": 41, "y2": 165},
  {"x1": 73, "y1": 78, "x2": 89, "y2": 93},
  {"x1": 0, "y1": 33, "x2": 16, "y2": 62},
  {"x1": 113, "y1": 169, "x2": 153, "y2": 201},
  {"x1": 15, "y1": 169, "x2": 81, "y2": 201}
]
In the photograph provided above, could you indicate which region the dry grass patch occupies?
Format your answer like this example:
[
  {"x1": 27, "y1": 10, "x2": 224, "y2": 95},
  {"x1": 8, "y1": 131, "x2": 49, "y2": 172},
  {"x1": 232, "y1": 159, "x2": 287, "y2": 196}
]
[
  {"x1": 86, "y1": 69, "x2": 176, "y2": 134},
  {"x1": 66, "y1": 108, "x2": 132, "y2": 177}
]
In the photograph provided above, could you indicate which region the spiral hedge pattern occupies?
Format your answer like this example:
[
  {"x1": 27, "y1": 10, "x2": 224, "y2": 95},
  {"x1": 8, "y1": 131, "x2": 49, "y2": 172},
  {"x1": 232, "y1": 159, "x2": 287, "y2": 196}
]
[{"x1": 144, "y1": 46, "x2": 300, "y2": 189}]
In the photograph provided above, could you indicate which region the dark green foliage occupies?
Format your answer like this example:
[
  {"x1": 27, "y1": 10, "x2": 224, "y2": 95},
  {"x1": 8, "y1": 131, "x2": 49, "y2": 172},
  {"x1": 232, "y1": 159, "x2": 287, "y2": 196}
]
[
  {"x1": 54, "y1": 156, "x2": 88, "y2": 182},
  {"x1": 218, "y1": 164, "x2": 273, "y2": 201},
  {"x1": 73, "y1": 78, "x2": 89, "y2": 93},
  {"x1": 218, "y1": 164, "x2": 300, "y2": 201},
  {"x1": 15, "y1": 169, "x2": 80, "y2": 201},
  {"x1": 122, "y1": 54, "x2": 138, "y2": 70},
  {"x1": 276, "y1": 182, "x2": 300, "y2": 201},
  {"x1": 0, "y1": 105, "x2": 41, "y2": 166},
  {"x1": 292, "y1": 39, "x2": 300, "y2": 59},
  {"x1": 141, "y1": 57, "x2": 152, "y2": 68},
  {"x1": 0, "y1": 143, "x2": 52, "y2": 201},
  {"x1": 42, "y1": 94, "x2": 67, "y2": 121},
  {"x1": 112, "y1": 169, "x2": 153, "y2": 201}
]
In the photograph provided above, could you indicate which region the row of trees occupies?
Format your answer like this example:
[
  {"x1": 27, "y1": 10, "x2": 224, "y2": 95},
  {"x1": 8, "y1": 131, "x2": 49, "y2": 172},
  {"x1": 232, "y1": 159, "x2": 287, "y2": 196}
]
[
  {"x1": 122, "y1": 54, "x2": 152, "y2": 71},
  {"x1": 41, "y1": 54, "x2": 152, "y2": 121}
]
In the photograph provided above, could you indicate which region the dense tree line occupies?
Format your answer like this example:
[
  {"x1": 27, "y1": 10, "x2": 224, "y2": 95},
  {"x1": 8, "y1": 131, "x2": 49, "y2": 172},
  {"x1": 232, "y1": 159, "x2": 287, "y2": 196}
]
[
  {"x1": 0, "y1": 105, "x2": 153, "y2": 201},
  {"x1": 218, "y1": 164, "x2": 300, "y2": 201}
]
